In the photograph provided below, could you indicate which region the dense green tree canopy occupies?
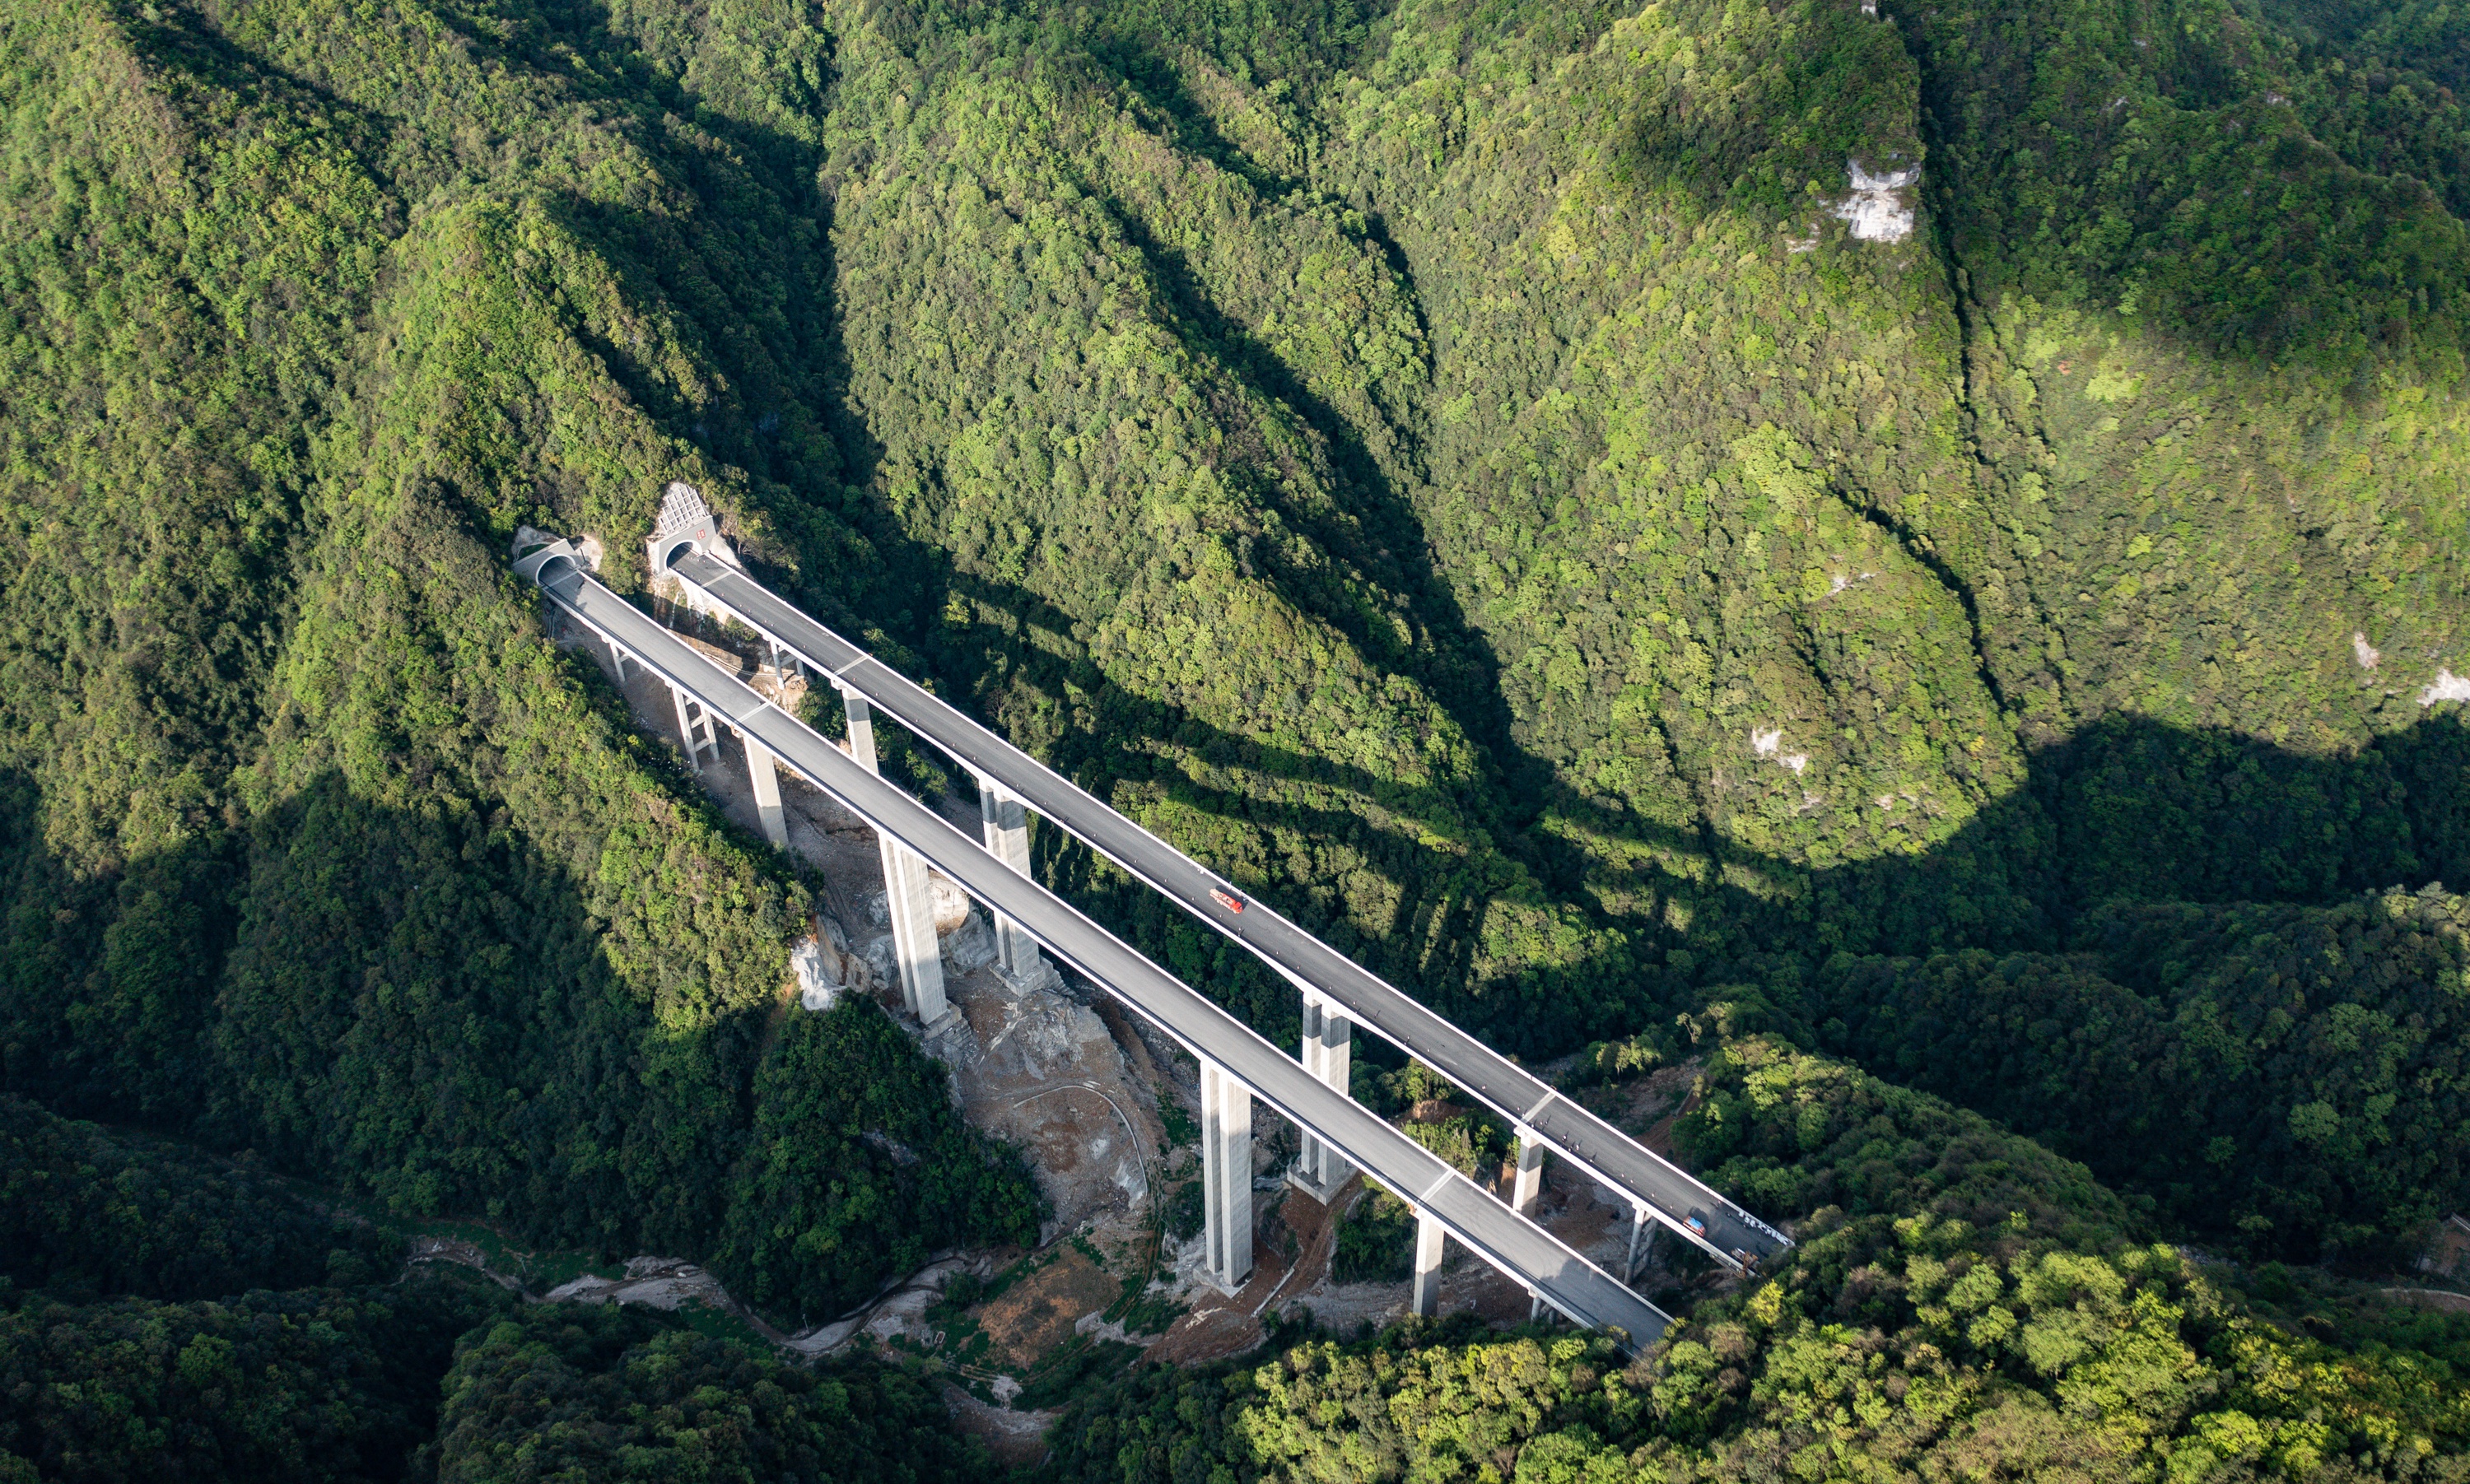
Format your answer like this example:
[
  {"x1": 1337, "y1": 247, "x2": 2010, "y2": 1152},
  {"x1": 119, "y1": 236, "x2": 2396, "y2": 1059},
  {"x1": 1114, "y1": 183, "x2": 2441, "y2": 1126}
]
[
  {"x1": 421, "y1": 1305, "x2": 992, "y2": 1484},
  {"x1": 1048, "y1": 1036, "x2": 2470, "y2": 1484},
  {"x1": 0, "y1": 1275, "x2": 507, "y2": 1484},
  {"x1": 0, "y1": 0, "x2": 2468, "y2": 1471},
  {"x1": 0, "y1": 1097, "x2": 398, "y2": 1302},
  {"x1": 1811, "y1": 887, "x2": 2470, "y2": 1262}
]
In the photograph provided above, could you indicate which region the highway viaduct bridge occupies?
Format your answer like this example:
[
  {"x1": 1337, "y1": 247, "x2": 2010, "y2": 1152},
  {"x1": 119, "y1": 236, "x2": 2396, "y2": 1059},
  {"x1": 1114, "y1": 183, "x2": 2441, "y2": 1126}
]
[{"x1": 513, "y1": 483, "x2": 1789, "y2": 1351}]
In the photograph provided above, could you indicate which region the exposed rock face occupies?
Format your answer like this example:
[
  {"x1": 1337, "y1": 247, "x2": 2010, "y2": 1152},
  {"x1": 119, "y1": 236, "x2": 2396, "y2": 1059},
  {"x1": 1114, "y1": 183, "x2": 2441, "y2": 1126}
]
[
  {"x1": 793, "y1": 937, "x2": 840, "y2": 1011},
  {"x1": 863, "y1": 884, "x2": 999, "y2": 973},
  {"x1": 1831, "y1": 158, "x2": 1919, "y2": 241},
  {"x1": 864, "y1": 933, "x2": 900, "y2": 986},
  {"x1": 2421, "y1": 669, "x2": 2470, "y2": 706},
  {"x1": 943, "y1": 909, "x2": 998, "y2": 974},
  {"x1": 957, "y1": 979, "x2": 1155, "y2": 1241},
  {"x1": 794, "y1": 914, "x2": 869, "y2": 1011},
  {"x1": 929, "y1": 872, "x2": 972, "y2": 931}
]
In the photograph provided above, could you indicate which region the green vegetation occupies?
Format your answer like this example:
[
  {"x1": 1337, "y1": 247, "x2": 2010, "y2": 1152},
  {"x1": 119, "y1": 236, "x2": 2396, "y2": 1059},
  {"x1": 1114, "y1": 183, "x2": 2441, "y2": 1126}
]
[
  {"x1": 0, "y1": 1097, "x2": 398, "y2": 1301},
  {"x1": 0, "y1": 0, "x2": 1033, "y2": 1328},
  {"x1": 0, "y1": 1273, "x2": 509, "y2": 1484},
  {"x1": 1331, "y1": 1184, "x2": 1419, "y2": 1285},
  {"x1": 1361, "y1": 1059, "x2": 1510, "y2": 1178},
  {"x1": 0, "y1": 1100, "x2": 996, "y2": 1484},
  {"x1": 2, "y1": 0, "x2": 2470, "y2": 1467},
  {"x1": 1810, "y1": 887, "x2": 2470, "y2": 1264},
  {"x1": 4, "y1": 0, "x2": 2467, "y2": 1281},
  {"x1": 421, "y1": 1305, "x2": 991, "y2": 1484},
  {"x1": 711, "y1": 999, "x2": 1042, "y2": 1325},
  {"x1": 1048, "y1": 1039, "x2": 2470, "y2": 1483}
]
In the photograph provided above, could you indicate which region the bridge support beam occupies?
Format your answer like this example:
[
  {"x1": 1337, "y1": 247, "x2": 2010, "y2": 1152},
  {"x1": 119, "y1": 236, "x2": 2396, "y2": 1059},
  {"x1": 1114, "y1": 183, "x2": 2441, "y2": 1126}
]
[
  {"x1": 744, "y1": 733, "x2": 787, "y2": 849},
  {"x1": 1411, "y1": 1207, "x2": 1446, "y2": 1317},
  {"x1": 1291, "y1": 988, "x2": 1353, "y2": 1198},
  {"x1": 842, "y1": 692, "x2": 950, "y2": 1028},
  {"x1": 1625, "y1": 1203, "x2": 1647, "y2": 1285},
  {"x1": 1510, "y1": 1128, "x2": 1545, "y2": 1217},
  {"x1": 977, "y1": 783, "x2": 1058, "y2": 993},
  {"x1": 1199, "y1": 1057, "x2": 1253, "y2": 1294}
]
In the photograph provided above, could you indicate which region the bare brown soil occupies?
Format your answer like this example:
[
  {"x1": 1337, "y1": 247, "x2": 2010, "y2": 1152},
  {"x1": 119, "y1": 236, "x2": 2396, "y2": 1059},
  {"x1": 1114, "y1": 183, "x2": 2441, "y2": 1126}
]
[{"x1": 977, "y1": 1247, "x2": 1124, "y2": 1368}]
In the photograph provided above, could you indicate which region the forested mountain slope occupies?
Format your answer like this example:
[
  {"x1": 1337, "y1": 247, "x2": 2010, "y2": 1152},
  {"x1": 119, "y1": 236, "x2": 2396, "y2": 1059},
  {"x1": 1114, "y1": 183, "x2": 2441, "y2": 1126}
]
[
  {"x1": 1813, "y1": 887, "x2": 2470, "y2": 1260},
  {"x1": 0, "y1": 0, "x2": 1038, "y2": 1319},
  {"x1": 0, "y1": 0, "x2": 2466, "y2": 1378},
  {"x1": 1050, "y1": 1037, "x2": 2470, "y2": 1484}
]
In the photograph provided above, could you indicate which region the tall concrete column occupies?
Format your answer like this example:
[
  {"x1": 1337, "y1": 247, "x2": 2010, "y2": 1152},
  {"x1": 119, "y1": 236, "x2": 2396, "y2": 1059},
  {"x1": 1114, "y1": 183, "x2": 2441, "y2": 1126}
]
[
  {"x1": 744, "y1": 733, "x2": 787, "y2": 849},
  {"x1": 977, "y1": 782, "x2": 1057, "y2": 992},
  {"x1": 1296, "y1": 992, "x2": 1327, "y2": 1191},
  {"x1": 842, "y1": 691, "x2": 949, "y2": 1027},
  {"x1": 1510, "y1": 1129, "x2": 1545, "y2": 1217},
  {"x1": 1315, "y1": 994, "x2": 1351, "y2": 1183},
  {"x1": 1411, "y1": 1207, "x2": 1446, "y2": 1317},
  {"x1": 1624, "y1": 1202, "x2": 1648, "y2": 1285},
  {"x1": 1291, "y1": 989, "x2": 1354, "y2": 1198},
  {"x1": 882, "y1": 846, "x2": 950, "y2": 1026},
  {"x1": 1200, "y1": 1058, "x2": 1253, "y2": 1293},
  {"x1": 670, "y1": 686, "x2": 708, "y2": 775}
]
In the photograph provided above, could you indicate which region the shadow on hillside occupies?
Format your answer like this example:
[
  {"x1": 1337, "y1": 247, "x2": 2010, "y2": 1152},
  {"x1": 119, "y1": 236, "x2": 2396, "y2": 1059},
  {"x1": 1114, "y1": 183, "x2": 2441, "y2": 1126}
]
[
  {"x1": 0, "y1": 765, "x2": 720, "y2": 1257},
  {"x1": 394, "y1": 0, "x2": 2470, "y2": 1067},
  {"x1": 1083, "y1": 192, "x2": 1554, "y2": 814},
  {"x1": 715, "y1": 499, "x2": 2470, "y2": 1062}
]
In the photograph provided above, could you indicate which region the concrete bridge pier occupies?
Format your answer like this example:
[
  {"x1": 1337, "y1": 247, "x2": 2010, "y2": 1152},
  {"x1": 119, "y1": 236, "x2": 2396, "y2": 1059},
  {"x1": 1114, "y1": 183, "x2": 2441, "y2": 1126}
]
[
  {"x1": 976, "y1": 781, "x2": 1060, "y2": 993},
  {"x1": 1199, "y1": 1057, "x2": 1254, "y2": 1293},
  {"x1": 1624, "y1": 1203, "x2": 1647, "y2": 1284},
  {"x1": 1411, "y1": 1207, "x2": 1447, "y2": 1316},
  {"x1": 1290, "y1": 988, "x2": 1353, "y2": 1199},
  {"x1": 1510, "y1": 1129, "x2": 1545, "y2": 1217},
  {"x1": 841, "y1": 691, "x2": 951, "y2": 1028},
  {"x1": 670, "y1": 686, "x2": 722, "y2": 775},
  {"x1": 743, "y1": 732, "x2": 787, "y2": 849}
]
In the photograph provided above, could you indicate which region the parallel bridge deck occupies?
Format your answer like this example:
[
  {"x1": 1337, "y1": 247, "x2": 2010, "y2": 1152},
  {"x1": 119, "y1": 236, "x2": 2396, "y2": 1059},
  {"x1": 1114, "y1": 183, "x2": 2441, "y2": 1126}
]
[
  {"x1": 664, "y1": 548, "x2": 1788, "y2": 1270},
  {"x1": 523, "y1": 542, "x2": 1675, "y2": 1347}
]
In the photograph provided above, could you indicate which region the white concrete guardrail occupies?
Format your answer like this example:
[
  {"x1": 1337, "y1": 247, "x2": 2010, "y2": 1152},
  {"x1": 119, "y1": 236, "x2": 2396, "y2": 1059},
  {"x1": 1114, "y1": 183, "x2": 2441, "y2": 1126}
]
[{"x1": 514, "y1": 533, "x2": 1675, "y2": 1349}]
